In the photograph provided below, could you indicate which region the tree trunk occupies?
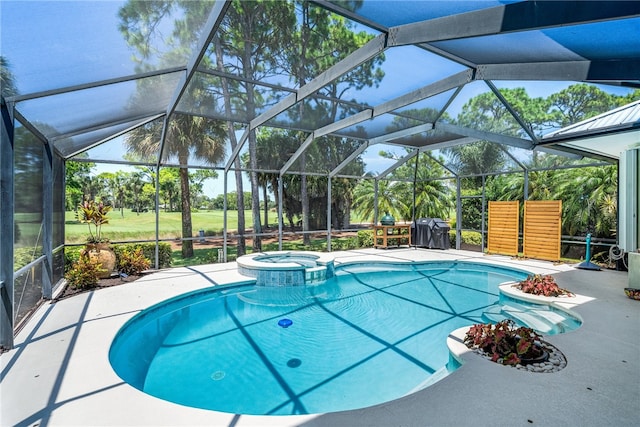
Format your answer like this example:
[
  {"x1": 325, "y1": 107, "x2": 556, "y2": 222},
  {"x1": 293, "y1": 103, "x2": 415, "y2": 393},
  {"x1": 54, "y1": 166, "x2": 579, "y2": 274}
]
[
  {"x1": 263, "y1": 182, "x2": 269, "y2": 228},
  {"x1": 299, "y1": 2, "x2": 311, "y2": 246},
  {"x1": 234, "y1": 169, "x2": 246, "y2": 256},
  {"x1": 249, "y1": 133, "x2": 262, "y2": 251},
  {"x1": 215, "y1": 35, "x2": 245, "y2": 256},
  {"x1": 301, "y1": 155, "x2": 310, "y2": 245},
  {"x1": 244, "y1": 41, "x2": 261, "y2": 251},
  {"x1": 343, "y1": 197, "x2": 351, "y2": 230},
  {"x1": 179, "y1": 166, "x2": 194, "y2": 258}
]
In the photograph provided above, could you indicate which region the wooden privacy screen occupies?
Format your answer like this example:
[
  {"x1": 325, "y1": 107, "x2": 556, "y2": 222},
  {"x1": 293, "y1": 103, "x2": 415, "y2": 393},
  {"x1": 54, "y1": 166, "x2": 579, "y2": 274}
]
[
  {"x1": 487, "y1": 201, "x2": 520, "y2": 256},
  {"x1": 523, "y1": 200, "x2": 562, "y2": 261}
]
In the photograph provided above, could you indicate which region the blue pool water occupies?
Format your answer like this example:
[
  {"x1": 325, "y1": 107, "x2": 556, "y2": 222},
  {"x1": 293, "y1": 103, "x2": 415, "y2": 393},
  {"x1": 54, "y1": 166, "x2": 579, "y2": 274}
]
[{"x1": 109, "y1": 261, "x2": 580, "y2": 415}]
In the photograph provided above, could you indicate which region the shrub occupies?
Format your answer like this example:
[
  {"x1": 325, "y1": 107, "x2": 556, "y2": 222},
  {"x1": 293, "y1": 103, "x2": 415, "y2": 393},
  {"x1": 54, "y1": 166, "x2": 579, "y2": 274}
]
[
  {"x1": 448, "y1": 230, "x2": 482, "y2": 247},
  {"x1": 357, "y1": 229, "x2": 374, "y2": 247},
  {"x1": 64, "y1": 247, "x2": 83, "y2": 272},
  {"x1": 64, "y1": 255, "x2": 104, "y2": 289},
  {"x1": 464, "y1": 319, "x2": 546, "y2": 366},
  {"x1": 205, "y1": 249, "x2": 220, "y2": 264},
  {"x1": 332, "y1": 237, "x2": 359, "y2": 251},
  {"x1": 14, "y1": 247, "x2": 37, "y2": 271},
  {"x1": 113, "y1": 242, "x2": 172, "y2": 269},
  {"x1": 117, "y1": 247, "x2": 151, "y2": 275},
  {"x1": 513, "y1": 274, "x2": 573, "y2": 297}
]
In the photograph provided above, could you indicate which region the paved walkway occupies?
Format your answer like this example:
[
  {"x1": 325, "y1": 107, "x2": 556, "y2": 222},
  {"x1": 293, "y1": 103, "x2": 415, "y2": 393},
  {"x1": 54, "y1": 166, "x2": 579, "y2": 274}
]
[{"x1": 1, "y1": 248, "x2": 638, "y2": 426}]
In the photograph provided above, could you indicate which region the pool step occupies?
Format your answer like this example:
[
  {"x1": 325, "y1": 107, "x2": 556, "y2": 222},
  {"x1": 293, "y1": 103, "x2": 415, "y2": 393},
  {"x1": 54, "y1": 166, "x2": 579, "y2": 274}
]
[
  {"x1": 499, "y1": 303, "x2": 557, "y2": 334},
  {"x1": 482, "y1": 302, "x2": 576, "y2": 335}
]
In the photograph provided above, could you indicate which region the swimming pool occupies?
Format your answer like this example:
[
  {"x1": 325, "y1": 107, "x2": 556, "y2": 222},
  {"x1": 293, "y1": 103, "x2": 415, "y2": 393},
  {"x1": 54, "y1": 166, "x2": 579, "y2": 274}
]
[{"x1": 109, "y1": 261, "x2": 580, "y2": 415}]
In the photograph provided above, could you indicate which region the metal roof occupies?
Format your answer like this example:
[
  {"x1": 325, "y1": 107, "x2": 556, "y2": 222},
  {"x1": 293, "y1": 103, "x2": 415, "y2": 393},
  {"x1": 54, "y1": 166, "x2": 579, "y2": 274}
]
[{"x1": 542, "y1": 100, "x2": 640, "y2": 160}]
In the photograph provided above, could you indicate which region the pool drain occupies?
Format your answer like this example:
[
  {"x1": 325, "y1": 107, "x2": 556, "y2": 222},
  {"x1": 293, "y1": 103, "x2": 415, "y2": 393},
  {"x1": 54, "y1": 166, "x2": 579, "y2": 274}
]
[
  {"x1": 211, "y1": 371, "x2": 226, "y2": 380},
  {"x1": 287, "y1": 358, "x2": 302, "y2": 368}
]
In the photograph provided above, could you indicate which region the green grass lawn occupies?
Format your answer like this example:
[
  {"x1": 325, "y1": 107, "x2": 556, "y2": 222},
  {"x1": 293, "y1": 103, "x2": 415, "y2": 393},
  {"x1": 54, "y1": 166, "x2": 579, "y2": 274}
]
[
  {"x1": 63, "y1": 208, "x2": 370, "y2": 269},
  {"x1": 65, "y1": 209, "x2": 279, "y2": 243}
]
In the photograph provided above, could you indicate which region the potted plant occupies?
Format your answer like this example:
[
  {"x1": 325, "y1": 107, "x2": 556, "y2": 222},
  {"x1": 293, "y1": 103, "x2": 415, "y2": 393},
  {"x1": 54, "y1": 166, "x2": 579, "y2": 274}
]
[
  {"x1": 464, "y1": 319, "x2": 549, "y2": 366},
  {"x1": 78, "y1": 199, "x2": 116, "y2": 278},
  {"x1": 512, "y1": 274, "x2": 573, "y2": 297}
]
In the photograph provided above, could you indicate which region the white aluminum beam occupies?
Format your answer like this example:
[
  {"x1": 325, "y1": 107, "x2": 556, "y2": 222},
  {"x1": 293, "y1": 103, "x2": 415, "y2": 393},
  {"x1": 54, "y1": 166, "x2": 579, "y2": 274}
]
[
  {"x1": 315, "y1": 109, "x2": 374, "y2": 139},
  {"x1": 329, "y1": 141, "x2": 370, "y2": 178},
  {"x1": 13, "y1": 109, "x2": 48, "y2": 145},
  {"x1": 51, "y1": 112, "x2": 165, "y2": 143},
  {"x1": 485, "y1": 80, "x2": 538, "y2": 143},
  {"x1": 6, "y1": 66, "x2": 187, "y2": 104},
  {"x1": 534, "y1": 145, "x2": 584, "y2": 160},
  {"x1": 369, "y1": 123, "x2": 433, "y2": 145},
  {"x1": 295, "y1": 71, "x2": 472, "y2": 152},
  {"x1": 280, "y1": 133, "x2": 315, "y2": 175},
  {"x1": 250, "y1": 34, "x2": 386, "y2": 130},
  {"x1": 279, "y1": 110, "x2": 373, "y2": 175},
  {"x1": 374, "y1": 70, "x2": 473, "y2": 117},
  {"x1": 165, "y1": 1, "x2": 230, "y2": 118},
  {"x1": 474, "y1": 61, "x2": 640, "y2": 83},
  {"x1": 437, "y1": 122, "x2": 534, "y2": 150},
  {"x1": 60, "y1": 113, "x2": 165, "y2": 159},
  {"x1": 377, "y1": 149, "x2": 418, "y2": 180},
  {"x1": 417, "y1": 136, "x2": 477, "y2": 152},
  {"x1": 388, "y1": 1, "x2": 640, "y2": 46},
  {"x1": 224, "y1": 128, "x2": 250, "y2": 171}
]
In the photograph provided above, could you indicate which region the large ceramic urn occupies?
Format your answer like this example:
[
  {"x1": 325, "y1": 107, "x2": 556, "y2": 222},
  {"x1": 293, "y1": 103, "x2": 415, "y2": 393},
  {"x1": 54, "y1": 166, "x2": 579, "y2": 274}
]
[{"x1": 83, "y1": 243, "x2": 116, "y2": 279}]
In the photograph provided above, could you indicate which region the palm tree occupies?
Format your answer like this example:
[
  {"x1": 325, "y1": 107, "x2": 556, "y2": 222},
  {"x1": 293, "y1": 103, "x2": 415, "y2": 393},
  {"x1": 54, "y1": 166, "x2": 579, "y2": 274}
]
[
  {"x1": 554, "y1": 165, "x2": 617, "y2": 237},
  {"x1": 446, "y1": 141, "x2": 506, "y2": 187},
  {"x1": 353, "y1": 179, "x2": 408, "y2": 223},
  {"x1": 124, "y1": 113, "x2": 226, "y2": 258}
]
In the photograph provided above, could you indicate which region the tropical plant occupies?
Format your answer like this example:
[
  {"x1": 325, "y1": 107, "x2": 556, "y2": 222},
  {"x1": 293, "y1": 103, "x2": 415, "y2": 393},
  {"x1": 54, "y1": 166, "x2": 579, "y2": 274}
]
[
  {"x1": 113, "y1": 242, "x2": 172, "y2": 269},
  {"x1": 117, "y1": 247, "x2": 151, "y2": 275},
  {"x1": 352, "y1": 179, "x2": 408, "y2": 223},
  {"x1": 554, "y1": 165, "x2": 617, "y2": 237},
  {"x1": 77, "y1": 200, "x2": 112, "y2": 243},
  {"x1": 513, "y1": 274, "x2": 573, "y2": 297},
  {"x1": 464, "y1": 319, "x2": 546, "y2": 366},
  {"x1": 64, "y1": 255, "x2": 105, "y2": 289}
]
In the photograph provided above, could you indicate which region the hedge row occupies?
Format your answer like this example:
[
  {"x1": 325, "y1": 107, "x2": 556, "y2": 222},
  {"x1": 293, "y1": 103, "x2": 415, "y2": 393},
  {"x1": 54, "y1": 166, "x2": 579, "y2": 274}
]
[
  {"x1": 353, "y1": 229, "x2": 482, "y2": 248},
  {"x1": 65, "y1": 242, "x2": 172, "y2": 272}
]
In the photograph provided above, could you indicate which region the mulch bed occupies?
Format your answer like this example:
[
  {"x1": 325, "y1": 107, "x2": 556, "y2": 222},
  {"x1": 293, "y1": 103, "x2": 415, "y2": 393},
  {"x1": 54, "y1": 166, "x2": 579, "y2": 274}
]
[{"x1": 53, "y1": 274, "x2": 143, "y2": 302}]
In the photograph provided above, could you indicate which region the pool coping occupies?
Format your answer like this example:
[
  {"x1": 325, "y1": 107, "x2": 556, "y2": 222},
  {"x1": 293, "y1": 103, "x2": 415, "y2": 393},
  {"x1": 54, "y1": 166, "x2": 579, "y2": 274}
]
[
  {"x1": 2, "y1": 248, "x2": 638, "y2": 426},
  {"x1": 237, "y1": 250, "x2": 335, "y2": 271}
]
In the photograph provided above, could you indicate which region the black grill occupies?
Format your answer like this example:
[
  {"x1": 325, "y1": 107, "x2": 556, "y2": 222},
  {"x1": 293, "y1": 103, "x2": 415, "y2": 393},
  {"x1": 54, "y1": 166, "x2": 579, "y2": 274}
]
[{"x1": 412, "y1": 218, "x2": 450, "y2": 249}]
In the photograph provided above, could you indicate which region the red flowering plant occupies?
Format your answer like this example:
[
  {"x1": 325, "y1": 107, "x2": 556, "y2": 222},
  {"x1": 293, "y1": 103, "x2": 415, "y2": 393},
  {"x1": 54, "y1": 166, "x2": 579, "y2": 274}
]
[
  {"x1": 464, "y1": 319, "x2": 546, "y2": 366},
  {"x1": 513, "y1": 274, "x2": 573, "y2": 297}
]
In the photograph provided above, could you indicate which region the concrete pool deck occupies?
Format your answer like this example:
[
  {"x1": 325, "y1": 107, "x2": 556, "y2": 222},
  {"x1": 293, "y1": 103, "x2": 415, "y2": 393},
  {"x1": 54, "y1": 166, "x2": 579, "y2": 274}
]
[{"x1": 1, "y1": 248, "x2": 638, "y2": 426}]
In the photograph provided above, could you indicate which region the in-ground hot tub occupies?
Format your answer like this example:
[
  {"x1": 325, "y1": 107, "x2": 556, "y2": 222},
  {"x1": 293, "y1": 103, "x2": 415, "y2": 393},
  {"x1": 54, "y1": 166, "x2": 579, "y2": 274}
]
[{"x1": 236, "y1": 251, "x2": 335, "y2": 286}]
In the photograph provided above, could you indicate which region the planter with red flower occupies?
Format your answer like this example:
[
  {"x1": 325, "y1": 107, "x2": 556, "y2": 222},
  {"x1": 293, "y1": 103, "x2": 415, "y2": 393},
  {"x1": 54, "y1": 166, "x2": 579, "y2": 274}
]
[
  {"x1": 512, "y1": 274, "x2": 573, "y2": 297},
  {"x1": 463, "y1": 319, "x2": 549, "y2": 366}
]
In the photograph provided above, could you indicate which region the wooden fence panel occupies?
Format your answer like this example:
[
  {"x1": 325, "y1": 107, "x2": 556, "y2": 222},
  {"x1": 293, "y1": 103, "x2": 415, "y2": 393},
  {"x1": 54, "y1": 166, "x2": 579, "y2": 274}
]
[
  {"x1": 487, "y1": 201, "x2": 519, "y2": 256},
  {"x1": 523, "y1": 200, "x2": 562, "y2": 261}
]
